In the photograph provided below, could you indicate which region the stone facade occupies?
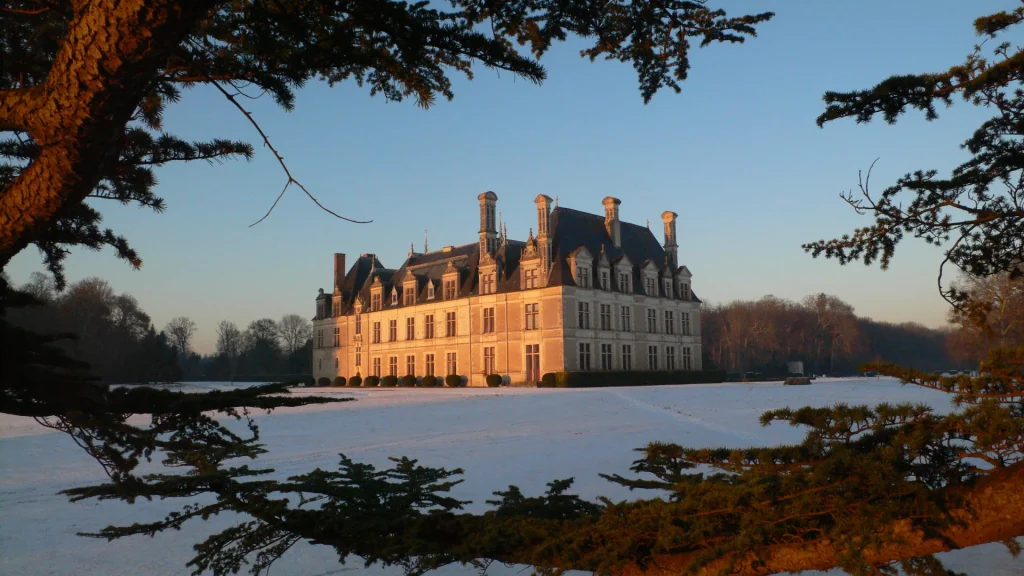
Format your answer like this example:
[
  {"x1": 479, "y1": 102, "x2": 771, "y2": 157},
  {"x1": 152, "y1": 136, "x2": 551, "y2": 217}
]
[{"x1": 312, "y1": 194, "x2": 702, "y2": 386}]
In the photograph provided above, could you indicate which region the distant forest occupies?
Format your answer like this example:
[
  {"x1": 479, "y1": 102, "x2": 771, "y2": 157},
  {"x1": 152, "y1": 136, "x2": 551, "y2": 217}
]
[{"x1": 9, "y1": 273, "x2": 1012, "y2": 384}]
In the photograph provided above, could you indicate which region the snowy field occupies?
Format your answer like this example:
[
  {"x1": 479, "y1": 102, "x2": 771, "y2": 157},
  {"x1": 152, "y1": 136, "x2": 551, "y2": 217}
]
[{"x1": 1, "y1": 378, "x2": 1020, "y2": 576}]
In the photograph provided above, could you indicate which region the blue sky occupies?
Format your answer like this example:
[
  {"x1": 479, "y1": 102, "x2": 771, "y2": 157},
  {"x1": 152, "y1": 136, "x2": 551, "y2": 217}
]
[{"x1": 7, "y1": 1, "x2": 1013, "y2": 353}]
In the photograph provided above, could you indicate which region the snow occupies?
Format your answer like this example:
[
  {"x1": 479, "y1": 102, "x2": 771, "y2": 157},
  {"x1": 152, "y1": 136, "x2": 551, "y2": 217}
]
[{"x1": 1, "y1": 378, "x2": 1020, "y2": 575}]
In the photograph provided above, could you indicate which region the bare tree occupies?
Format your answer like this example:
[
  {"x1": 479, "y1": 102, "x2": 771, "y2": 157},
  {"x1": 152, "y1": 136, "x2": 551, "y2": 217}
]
[
  {"x1": 215, "y1": 320, "x2": 243, "y2": 382},
  {"x1": 19, "y1": 271, "x2": 56, "y2": 303},
  {"x1": 164, "y1": 316, "x2": 197, "y2": 357},
  {"x1": 278, "y1": 313, "x2": 312, "y2": 355}
]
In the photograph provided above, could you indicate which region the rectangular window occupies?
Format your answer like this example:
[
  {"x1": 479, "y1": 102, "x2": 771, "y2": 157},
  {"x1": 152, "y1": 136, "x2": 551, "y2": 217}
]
[
  {"x1": 425, "y1": 353, "x2": 435, "y2": 376},
  {"x1": 335, "y1": 357, "x2": 338, "y2": 370},
  {"x1": 577, "y1": 302, "x2": 590, "y2": 329},
  {"x1": 601, "y1": 270, "x2": 609, "y2": 290},
  {"x1": 646, "y1": 277, "x2": 656, "y2": 296},
  {"x1": 525, "y1": 344, "x2": 540, "y2": 381},
  {"x1": 648, "y1": 345, "x2": 659, "y2": 371},
  {"x1": 389, "y1": 319, "x2": 397, "y2": 342},
  {"x1": 446, "y1": 311, "x2": 457, "y2": 337},
  {"x1": 372, "y1": 293, "x2": 382, "y2": 311},
  {"x1": 444, "y1": 279, "x2": 457, "y2": 300},
  {"x1": 681, "y1": 283, "x2": 690, "y2": 301},
  {"x1": 373, "y1": 357, "x2": 381, "y2": 377},
  {"x1": 601, "y1": 344, "x2": 613, "y2": 370},
  {"x1": 391, "y1": 290, "x2": 398, "y2": 305},
  {"x1": 524, "y1": 268, "x2": 537, "y2": 289},
  {"x1": 619, "y1": 272, "x2": 630, "y2": 293},
  {"x1": 681, "y1": 312, "x2": 691, "y2": 336},
  {"x1": 525, "y1": 303, "x2": 539, "y2": 330},
  {"x1": 578, "y1": 342, "x2": 592, "y2": 371},
  {"x1": 666, "y1": 346, "x2": 676, "y2": 370},
  {"x1": 355, "y1": 314, "x2": 361, "y2": 335},
  {"x1": 664, "y1": 279, "x2": 673, "y2": 298},
  {"x1": 406, "y1": 354, "x2": 416, "y2": 376},
  {"x1": 425, "y1": 314, "x2": 434, "y2": 339},
  {"x1": 389, "y1": 356, "x2": 398, "y2": 377},
  {"x1": 428, "y1": 282, "x2": 435, "y2": 299},
  {"x1": 622, "y1": 344, "x2": 632, "y2": 371},
  {"x1": 373, "y1": 321, "x2": 381, "y2": 344},
  {"x1": 333, "y1": 327, "x2": 340, "y2": 347},
  {"x1": 484, "y1": 347, "x2": 496, "y2": 375},
  {"x1": 665, "y1": 310, "x2": 675, "y2": 335},
  {"x1": 600, "y1": 304, "x2": 612, "y2": 331},
  {"x1": 446, "y1": 352, "x2": 458, "y2": 375},
  {"x1": 683, "y1": 346, "x2": 693, "y2": 370},
  {"x1": 577, "y1": 267, "x2": 589, "y2": 288},
  {"x1": 481, "y1": 273, "x2": 495, "y2": 295},
  {"x1": 317, "y1": 329, "x2": 323, "y2": 349},
  {"x1": 332, "y1": 301, "x2": 340, "y2": 316},
  {"x1": 406, "y1": 317, "x2": 415, "y2": 340},
  {"x1": 405, "y1": 287, "x2": 416, "y2": 306},
  {"x1": 483, "y1": 307, "x2": 495, "y2": 333},
  {"x1": 318, "y1": 358, "x2": 322, "y2": 370},
  {"x1": 621, "y1": 305, "x2": 632, "y2": 332},
  {"x1": 647, "y1": 309, "x2": 657, "y2": 333},
  {"x1": 355, "y1": 346, "x2": 361, "y2": 367}
]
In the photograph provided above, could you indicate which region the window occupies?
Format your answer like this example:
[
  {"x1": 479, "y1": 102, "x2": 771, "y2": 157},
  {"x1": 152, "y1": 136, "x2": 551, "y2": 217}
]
[
  {"x1": 332, "y1": 301, "x2": 340, "y2": 316},
  {"x1": 372, "y1": 357, "x2": 381, "y2": 377},
  {"x1": 666, "y1": 346, "x2": 676, "y2": 370},
  {"x1": 333, "y1": 327, "x2": 340, "y2": 347},
  {"x1": 683, "y1": 346, "x2": 693, "y2": 370},
  {"x1": 371, "y1": 292, "x2": 382, "y2": 311},
  {"x1": 664, "y1": 310, "x2": 675, "y2": 335},
  {"x1": 483, "y1": 347, "x2": 496, "y2": 375},
  {"x1": 425, "y1": 314, "x2": 435, "y2": 339},
  {"x1": 388, "y1": 319, "x2": 397, "y2": 342},
  {"x1": 600, "y1": 304, "x2": 612, "y2": 331},
  {"x1": 682, "y1": 312, "x2": 691, "y2": 336},
  {"x1": 444, "y1": 279, "x2": 457, "y2": 300},
  {"x1": 373, "y1": 321, "x2": 381, "y2": 343},
  {"x1": 388, "y1": 356, "x2": 398, "y2": 377},
  {"x1": 601, "y1": 344, "x2": 613, "y2": 370},
  {"x1": 601, "y1": 270, "x2": 609, "y2": 290},
  {"x1": 406, "y1": 354, "x2": 416, "y2": 376},
  {"x1": 355, "y1": 314, "x2": 361, "y2": 335},
  {"x1": 648, "y1": 345, "x2": 659, "y2": 370},
  {"x1": 681, "y1": 283, "x2": 690, "y2": 301},
  {"x1": 425, "y1": 354, "x2": 435, "y2": 376},
  {"x1": 404, "y1": 287, "x2": 416, "y2": 306},
  {"x1": 664, "y1": 279, "x2": 673, "y2": 298},
  {"x1": 645, "y1": 277, "x2": 656, "y2": 296},
  {"x1": 318, "y1": 358, "x2": 322, "y2": 370},
  {"x1": 481, "y1": 273, "x2": 495, "y2": 295},
  {"x1": 578, "y1": 342, "x2": 592, "y2": 371},
  {"x1": 525, "y1": 303, "x2": 539, "y2": 330},
  {"x1": 619, "y1": 272, "x2": 630, "y2": 293},
  {"x1": 483, "y1": 307, "x2": 495, "y2": 333},
  {"x1": 621, "y1": 305, "x2": 632, "y2": 332},
  {"x1": 446, "y1": 311, "x2": 457, "y2": 337},
  {"x1": 391, "y1": 290, "x2": 398, "y2": 305},
  {"x1": 317, "y1": 329, "x2": 323, "y2": 349},
  {"x1": 525, "y1": 344, "x2": 540, "y2": 381},
  {"x1": 355, "y1": 346, "x2": 361, "y2": 367},
  {"x1": 335, "y1": 357, "x2": 339, "y2": 370},
  {"x1": 622, "y1": 345, "x2": 633, "y2": 370},
  {"x1": 577, "y1": 302, "x2": 590, "y2": 329},
  {"x1": 427, "y1": 282, "x2": 436, "y2": 299},
  {"x1": 446, "y1": 352, "x2": 458, "y2": 375},
  {"x1": 577, "y1": 267, "x2": 590, "y2": 288},
  {"x1": 524, "y1": 268, "x2": 538, "y2": 289},
  {"x1": 647, "y1": 309, "x2": 657, "y2": 333}
]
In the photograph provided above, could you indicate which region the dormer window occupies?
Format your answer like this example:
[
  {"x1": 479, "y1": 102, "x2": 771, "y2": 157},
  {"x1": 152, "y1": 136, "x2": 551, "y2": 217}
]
[
  {"x1": 576, "y1": 266, "x2": 591, "y2": 288},
  {"x1": 480, "y1": 273, "x2": 495, "y2": 295},
  {"x1": 371, "y1": 292, "x2": 382, "y2": 311},
  {"x1": 524, "y1": 268, "x2": 538, "y2": 289},
  {"x1": 444, "y1": 279, "x2": 457, "y2": 300},
  {"x1": 664, "y1": 279, "x2": 673, "y2": 298},
  {"x1": 427, "y1": 282, "x2": 436, "y2": 299},
  {"x1": 681, "y1": 282, "x2": 690, "y2": 301},
  {"x1": 618, "y1": 272, "x2": 630, "y2": 293},
  {"x1": 601, "y1": 270, "x2": 609, "y2": 290},
  {"x1": 391, "y1": 290, "x2": 398, "y2": 305},
  {"x1": 645, "y1": 277, "x2": 656, "y2": 296},
  {"x1": 404, "y1": 283, "x2": 417, "y2": 306}
]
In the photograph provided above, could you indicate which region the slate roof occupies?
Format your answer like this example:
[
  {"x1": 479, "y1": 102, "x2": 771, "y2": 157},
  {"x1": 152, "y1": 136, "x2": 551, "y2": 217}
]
[{"x1": 328, "y1": 205, "x2": 699, "y2": 315}]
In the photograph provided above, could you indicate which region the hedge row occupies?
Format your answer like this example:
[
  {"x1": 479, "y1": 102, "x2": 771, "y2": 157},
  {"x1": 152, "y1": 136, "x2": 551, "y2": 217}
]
[
  {"x1": 330, "y1": 375, "x2": 467, "y2": 387},
  {"x1": 538, "y1": 370, "x2": 726, "y2": 388}
]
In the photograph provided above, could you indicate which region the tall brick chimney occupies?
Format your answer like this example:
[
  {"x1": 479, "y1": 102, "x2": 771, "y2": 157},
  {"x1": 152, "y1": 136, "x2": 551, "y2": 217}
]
[
  {"x1": 333, "y1": 253, "x2": 346, "y2": 290},
  {"x1": 603, "y1": 196, "x2": 621, "y2": 249}
]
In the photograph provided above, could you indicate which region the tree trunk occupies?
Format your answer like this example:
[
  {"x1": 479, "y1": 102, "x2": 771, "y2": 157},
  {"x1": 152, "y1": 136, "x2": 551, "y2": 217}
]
[{"x1": 0, "y1": 0, "x2": 218, "y2": 266}]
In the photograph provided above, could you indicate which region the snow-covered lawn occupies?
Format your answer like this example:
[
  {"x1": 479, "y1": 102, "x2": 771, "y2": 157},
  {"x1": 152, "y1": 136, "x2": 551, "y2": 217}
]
[{"x1": 1, "y1": 379, "x2": 1020, "y2": 575}]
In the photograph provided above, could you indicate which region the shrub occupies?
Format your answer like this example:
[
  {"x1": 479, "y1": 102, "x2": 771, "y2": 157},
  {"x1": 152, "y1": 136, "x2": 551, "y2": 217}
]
[
  {"x1": 400, "y1": 375, "x2": 417, "y2": 388},
  {"x1": 348, "y1": 375, "x2": 362, "y2": 387},
  {"x1": 381, "y1": 375, "x2": 398, "y2": 387},
  {"x1": 539, "y1": 372, "x2": 557, "y2": 388},
  {"x1": 420, "y1": 375, "x2": 438, "y2": 388},
  {"x1": 486, "y1": 374, "x2": 503, "y2": 387},
  {"x1": 332, "y1": 376, "x2": 346, "y2": 387},
  {"x1": 445, "y1": 374, "x2": 463, "y2": 388},
  {"x1": 363, "y1": 375, "x2": 380, "y2": 387},
  {"x1": 550, "y1": 370, "x2": 727, "y2": 388},
  {"x1": 554, "y1": 371, "x2": 573, "y2": 388}
]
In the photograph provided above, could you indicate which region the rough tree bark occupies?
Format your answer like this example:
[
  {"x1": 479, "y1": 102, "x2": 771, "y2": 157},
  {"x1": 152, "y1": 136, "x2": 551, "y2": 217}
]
[{"x1": 0, "y1": 0, "x2": 218, "y2": 266}]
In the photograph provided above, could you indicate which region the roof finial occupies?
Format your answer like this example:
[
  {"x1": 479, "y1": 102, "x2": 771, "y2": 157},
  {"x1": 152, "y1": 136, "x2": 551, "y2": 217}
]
[
  {"x1": 646, "y1": 218, "x2": 650, "y2": 229},
  {"x1": 554, "y1": 195, "x2": 559, "y2": 209},
  {"x1": 409, "y1": 242, "x2": 415, "y2": 257},
  {"x1": 424, "y1": 229, "x2": 429, "y2": 253}
]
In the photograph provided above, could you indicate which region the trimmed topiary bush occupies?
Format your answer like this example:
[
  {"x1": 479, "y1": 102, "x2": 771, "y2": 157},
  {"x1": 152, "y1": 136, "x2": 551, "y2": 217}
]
[
  {"x1": 381, "y1": 375, "x2": 398, "y2": 387},
  {"x1": 445, "y1": 374, "x2": 463, "y2": 388},
  {"x1": 543, "y1": 370, "x2": 727, "y2": 388},
  {"x1": 539, "y1": 372, "x2": 557, "y2": 388},
  {"x1": 348, "y1": 374, "x2": 362, "y2": 387},
  {"x1": 364, "y1": 375, "x2": 380, "y2": 387},
  {"x1": 400, "y1": 375, "x2": 417, "y2": 387},
  {"x1": 554, "y1": 371, "x2": 572, "y2": 388},
  {"x1": 486, "y1": 374, "x2": 502, "y2": 387},
  {"x1": 420, "y1": 375, "x2": 438, "y2": 388},
  {"x1": 332, "y1": 376, "x2": 346, "y2": 387}
]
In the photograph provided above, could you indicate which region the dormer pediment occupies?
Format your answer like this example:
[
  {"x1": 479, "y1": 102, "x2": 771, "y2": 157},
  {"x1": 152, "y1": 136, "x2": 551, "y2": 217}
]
[
  {"x1": 611, "y1": 254, "x2": 633, "y2": 270},
  {"x1": 568, "y1": 245, "x2": 593, "y2": 262},
  {"x1": 597, "y1": 249, "x2": 610, "y2": 268},
  {"x1": 641, "y1": 260, "x2": 659, "y2": 274},
  {"x1": 677, "y1": 265, "x2": 693, "y2": 279}
]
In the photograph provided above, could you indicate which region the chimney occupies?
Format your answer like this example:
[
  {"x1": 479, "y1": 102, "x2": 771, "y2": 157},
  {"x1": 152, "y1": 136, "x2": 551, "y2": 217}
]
[
  {"x1": 603, "y1": 196, "x2": 621, "y2": 248},
  {"x1": 478, "y1": 191, "x2": 498, "y2": 255},
  {"x1": 661, "y1": 211, "x2": 678, "y2": 269},
  {"x1": 333, "y1": 253, "x2": 346, "y2": 290}
]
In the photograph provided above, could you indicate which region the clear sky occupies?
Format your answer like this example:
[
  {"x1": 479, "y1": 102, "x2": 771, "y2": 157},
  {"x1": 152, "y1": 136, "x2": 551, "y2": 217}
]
[{"x1": 6, "y1": 1, "x2": 1013, "y2": 354}]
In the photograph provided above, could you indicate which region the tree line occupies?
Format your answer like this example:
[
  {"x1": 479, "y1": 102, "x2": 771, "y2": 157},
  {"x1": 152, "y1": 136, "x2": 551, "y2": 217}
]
[{"x1": 700, "y1": 293, "x2": 965, "y2": 376}]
